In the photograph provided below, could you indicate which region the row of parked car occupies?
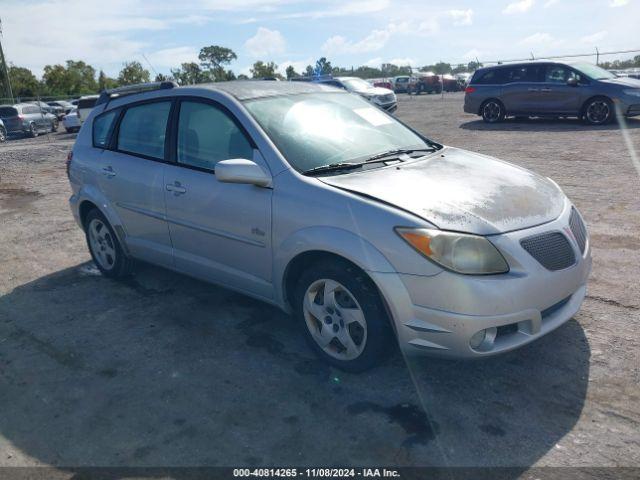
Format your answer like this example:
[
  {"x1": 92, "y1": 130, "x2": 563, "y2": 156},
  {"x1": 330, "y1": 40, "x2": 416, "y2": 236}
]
[
  {"x1": 372, "y1": 72, "x2": 472, "y2": 95},
  {"x1": 0, "y1": 95, "x2": 98, "y2": 141}
]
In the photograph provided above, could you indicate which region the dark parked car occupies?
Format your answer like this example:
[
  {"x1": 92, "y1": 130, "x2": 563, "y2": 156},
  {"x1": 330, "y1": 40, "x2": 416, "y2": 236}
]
[
  {"x1": 48, "y1": 100, "x2": 75, "y2": 115},
  {"x1": 0, "y1": 103, "x2": 59, "y2": 137},
  {"x1": 464, "y1": 61, "x2": 640, "y2": 125},
  {"x1": 408, "y1": 72, "x2": 442, "y2": 94},
  {"x1": 442, "y1": 74, "x2": 461, "y2": 92}
]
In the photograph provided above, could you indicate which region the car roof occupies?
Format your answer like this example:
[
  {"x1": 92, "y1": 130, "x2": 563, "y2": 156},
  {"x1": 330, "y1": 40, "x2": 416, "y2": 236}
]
[
  {"x1": 195, "y1": 80, "x2": 340, "y2": 101},
  {"x1": 476, "y1": 60, "x2": 584, "y2": 72}
]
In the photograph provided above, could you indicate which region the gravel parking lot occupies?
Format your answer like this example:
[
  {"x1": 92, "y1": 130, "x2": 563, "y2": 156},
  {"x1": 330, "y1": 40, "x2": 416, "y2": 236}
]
[{"x1": 0, "y1": 93, "x2": 638, "y2": 474}]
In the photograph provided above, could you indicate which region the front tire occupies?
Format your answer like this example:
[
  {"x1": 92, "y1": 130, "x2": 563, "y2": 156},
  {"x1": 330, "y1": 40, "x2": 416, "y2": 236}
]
[
  {"x1": 583, "y1": 97, "x2": 613, "y2": 125},
  {"x1": 0, "y1": 126, "x2": 6, "y2": 143},
  {"x1": 84, "y1": 209, "x2": 134, "y2": 278},
  {"x1": 294, "y1": 260, "x2": 392, "y2": 372},
  {"x1": 481, "y1": 99, "x2": 505, "y2": 123},
  {"x1": 51, "y1": 119, "x2": 59, "y2": 132}
]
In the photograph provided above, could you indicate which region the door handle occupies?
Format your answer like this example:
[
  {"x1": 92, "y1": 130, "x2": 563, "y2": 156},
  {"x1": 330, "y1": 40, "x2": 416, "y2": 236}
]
[
  {"x1": 102, "y1": 166, "x2": 116, "y2": 177},
  {"x1": 540, "y1": 88, "x2": 552, "y2": 92},
  {"x1": 527, "y1": 88, "x2": 539, "y2": 92},
  {"x1": 166, "y1": 181, "x2": 187, "y2": 195}
]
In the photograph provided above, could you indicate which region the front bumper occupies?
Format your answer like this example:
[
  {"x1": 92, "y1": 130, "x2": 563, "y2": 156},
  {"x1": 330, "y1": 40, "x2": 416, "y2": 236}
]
[
  {"x1": 625, "y1": 104, "x2": 640, "y2": 117},
  {"x1": 370, "y1": 202, "x2": 591, "y2": 359},
  {"x1": 373, "y1": 100, "x2": 397, "y2": 113}
]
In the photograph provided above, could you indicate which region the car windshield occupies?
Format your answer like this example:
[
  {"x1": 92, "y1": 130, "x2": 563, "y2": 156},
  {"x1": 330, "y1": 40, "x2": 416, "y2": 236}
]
[
  {"x1": 572, "y1": 62, "x2": 616, "y2": 80},
  {"x1": 243, "y1": 92, "x2": 433, "y2": 172},
  {"x1": 341, "y1": 78, "x2": 373, "y2": 91}
]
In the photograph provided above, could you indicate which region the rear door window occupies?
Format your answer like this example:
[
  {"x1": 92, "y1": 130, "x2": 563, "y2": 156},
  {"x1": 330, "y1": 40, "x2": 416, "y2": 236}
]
[
  {"x1": 117, "y1": 101, "x2": 171, "y2": 160},
  {"x1": 93, "y1": 109, "x2": 120, "y2": 149},
  {"x1": 504, "y1": 65, "x2": 544, "y2": 83}
]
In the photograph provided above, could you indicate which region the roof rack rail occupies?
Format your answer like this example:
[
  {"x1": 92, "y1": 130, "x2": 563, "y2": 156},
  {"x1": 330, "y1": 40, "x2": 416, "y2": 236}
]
[{"x1": 96, "y1": 81, "x2": 178, "y2": 106}]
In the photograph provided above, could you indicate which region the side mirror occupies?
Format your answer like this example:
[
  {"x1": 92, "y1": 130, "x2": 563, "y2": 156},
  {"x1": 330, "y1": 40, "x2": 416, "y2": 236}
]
[
  {"x1": 567, "y1": 77, "x2": 579, "y2": 87},
  {"x1": 215, "y1": 159, "x2": 271, "y2": 187}
]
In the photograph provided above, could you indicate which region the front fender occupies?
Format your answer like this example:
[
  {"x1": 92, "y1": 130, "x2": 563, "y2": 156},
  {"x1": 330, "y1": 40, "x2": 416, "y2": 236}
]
[{"x1": 273, "y1": 226, "x2": 396, "y2": 307}]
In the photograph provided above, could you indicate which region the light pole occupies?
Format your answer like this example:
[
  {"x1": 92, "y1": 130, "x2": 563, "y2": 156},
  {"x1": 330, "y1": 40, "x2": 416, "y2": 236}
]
[{"x1": 0, "y1": 17, "x2": 14, "y2": 103}]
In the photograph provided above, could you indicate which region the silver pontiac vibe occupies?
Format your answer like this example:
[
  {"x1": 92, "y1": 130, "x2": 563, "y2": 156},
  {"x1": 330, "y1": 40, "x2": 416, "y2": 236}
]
[{"x1": 68, "y1": 81, "x2": 591, "y2": 372}]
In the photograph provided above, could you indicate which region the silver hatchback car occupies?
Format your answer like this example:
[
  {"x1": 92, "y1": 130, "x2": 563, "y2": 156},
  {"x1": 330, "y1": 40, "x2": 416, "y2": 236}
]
[{"x1": 68, "y1": 81, "x2": 591, "y2": 371}]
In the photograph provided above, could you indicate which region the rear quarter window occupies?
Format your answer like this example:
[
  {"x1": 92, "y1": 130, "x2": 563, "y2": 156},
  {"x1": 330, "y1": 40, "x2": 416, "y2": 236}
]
[
  {"x1": 92, "y1": 108, "x2": 120, "y2": 149},
  {"x1": 0, "y1": 107, "x2": 18, "y2": 117},
  {"x1": 78, "y1": 98, "x2": 97, "y2": 109}
]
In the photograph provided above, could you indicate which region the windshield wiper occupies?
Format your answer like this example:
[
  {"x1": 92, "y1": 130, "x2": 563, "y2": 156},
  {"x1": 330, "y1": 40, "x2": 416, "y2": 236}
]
[
  {"x1": 365, "y1": 147, "x2": 437, "y2": 163},
  {"x1": 303, "y1": 162, "x2": 363, "y2": 176}
]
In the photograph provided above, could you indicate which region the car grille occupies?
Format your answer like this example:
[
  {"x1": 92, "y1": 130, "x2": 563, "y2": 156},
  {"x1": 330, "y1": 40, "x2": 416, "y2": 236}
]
[
  {"x1": 520, "y1": 232, "x2": 576, "y2": 271},
  {"x1": 379, "y1": 94, "x2": 395, "y2": 103},
  {"x1": 569, "y1": 207, "x2": 587, "y2": 254}
]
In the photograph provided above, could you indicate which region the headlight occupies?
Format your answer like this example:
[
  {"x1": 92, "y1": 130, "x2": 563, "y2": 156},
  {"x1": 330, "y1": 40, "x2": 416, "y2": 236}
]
[
  {"x1": 395, "y1": 228, "x2": 509, "y2": 275},
  {"x1": 623, "y1": 89, "x2": 640, "y2": 97}
]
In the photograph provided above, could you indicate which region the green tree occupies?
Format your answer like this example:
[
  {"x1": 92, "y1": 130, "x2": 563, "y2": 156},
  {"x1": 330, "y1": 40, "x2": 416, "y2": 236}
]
[
  {"x1": 42, "y1": 64, "x2": 69, "y2": 95},
  {"x1": 8, "y1": 65, "x2": 40, "y2": 97},
  {"x1": 65, "y1": 60, "x2": 97, "y2": 93},
  {"x1": 198, "y1": 45, "x2": 237, "y2": 81},
  {"x1": 154, "y1": 73, "x2": 173, "y2": 82},
  {"x1": 118, "y1": 61, "x2": 150, "y2": 85},
  {"x1": 315, "y1": 57, "x2": 332, "y2": 75},
  {"x1": 304, "y1": 65, "x2": 314, "y2": 77},
  {"x1": 250, "y1": 61, "x2": 278, "y2": 79},
  {"x1": 171, "y1": 62, "x2": 210, "y2": 85},
  {"x1": 285, "y1": 65, "x2": 298, "y2": 79},
  {"x1": 451, "y1": 63, "x2": 467, "y2": 74},
  {"x1": 237, "y1": 73, "x2": 249, "y2": 80},
  {"x1": 98, "y1": 70, "x2": 118, "y2": 91},
  {"x1": 467, "y1": 61, "x2": 483, "y2": 72}
]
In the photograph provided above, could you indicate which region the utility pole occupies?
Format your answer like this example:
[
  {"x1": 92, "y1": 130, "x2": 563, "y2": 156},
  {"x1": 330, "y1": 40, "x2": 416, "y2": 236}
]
[{"x1": 0, "y1": 17, "x2": 14, "y2": 103}]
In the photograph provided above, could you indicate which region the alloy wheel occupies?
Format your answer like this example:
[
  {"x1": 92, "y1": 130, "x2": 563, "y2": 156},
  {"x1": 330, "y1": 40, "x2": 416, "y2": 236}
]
[
  {"x1": 0, "y1": 128, "x2": 6, "y2": 142},
  {"x1": 586, "y1": 100, "x2": 610, "y2": 124},
  {"x1": 88, "y1": 218, "x2": 117, "y2": 271},
  {"x1": 302, "y1": 279, "x2": 367, "y2": 361},
  {"x1": 483, "y1": 101, "x2": 502, "y2": 122}
]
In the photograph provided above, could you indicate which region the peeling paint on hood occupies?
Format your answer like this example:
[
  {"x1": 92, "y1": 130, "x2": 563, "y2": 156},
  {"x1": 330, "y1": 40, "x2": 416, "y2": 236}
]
[{"x1": 320, "y1": 147, "x2": 566, "y2": 235}]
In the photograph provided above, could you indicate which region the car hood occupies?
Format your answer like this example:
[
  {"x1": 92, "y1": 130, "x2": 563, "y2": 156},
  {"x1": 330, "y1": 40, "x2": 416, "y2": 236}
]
[
  {"x1": 319, "y1": 147, "x2": 566, "y2": 235},
  {"x1": 600, "y1": 76, "x2": 640, "y2": 88},
  {"x1": 355, "y1": 86, "x2": 394, "y2": 96}
]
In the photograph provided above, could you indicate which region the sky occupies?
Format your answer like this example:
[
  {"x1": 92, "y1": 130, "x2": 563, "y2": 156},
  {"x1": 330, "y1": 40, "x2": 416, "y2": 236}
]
[{"x1": 1, "y1": 0, "x2": 639, "y2": 79}]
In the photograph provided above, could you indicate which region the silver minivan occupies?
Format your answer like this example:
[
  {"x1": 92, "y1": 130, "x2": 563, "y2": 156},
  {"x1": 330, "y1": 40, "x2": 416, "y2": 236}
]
[{"x1": 68, "y1": 81, "x2": 591, "y2": 371}]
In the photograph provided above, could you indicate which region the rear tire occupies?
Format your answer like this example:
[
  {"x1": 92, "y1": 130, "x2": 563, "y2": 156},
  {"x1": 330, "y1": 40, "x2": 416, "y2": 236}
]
[
  {"x1": 582, "y1": 97, "x2": 614, "y2": 125},
  {"x1": 51, "y1": 119, "x2": 59, "y2": 132},
  {"x1": 481, "y1": 99, "x2": 505, "y2": 123},
  {"x1": 294, "y1": 259, "x2": 392, "y2": 372},
  {"x1": 84, "y1": 209, "x2": 134, "y2": 279},
  {"x1": 28, "y1": 122, "x2": 38, "y2": 138}
]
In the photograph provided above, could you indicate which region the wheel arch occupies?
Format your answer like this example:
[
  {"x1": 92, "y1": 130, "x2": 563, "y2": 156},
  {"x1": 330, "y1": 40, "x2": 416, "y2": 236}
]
[
  {"x1": 76, "y1": 188, "x2": 130, "y2": 255},
  {"x1": 275, "y1": 226, "x2": 396, "y2": 311},
  {"x1": 281, "y1": 249, "x2": 396, "y2": 334},
  {"x1": 580, "y1": 94, "x2": 613, "y2": 117}
]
